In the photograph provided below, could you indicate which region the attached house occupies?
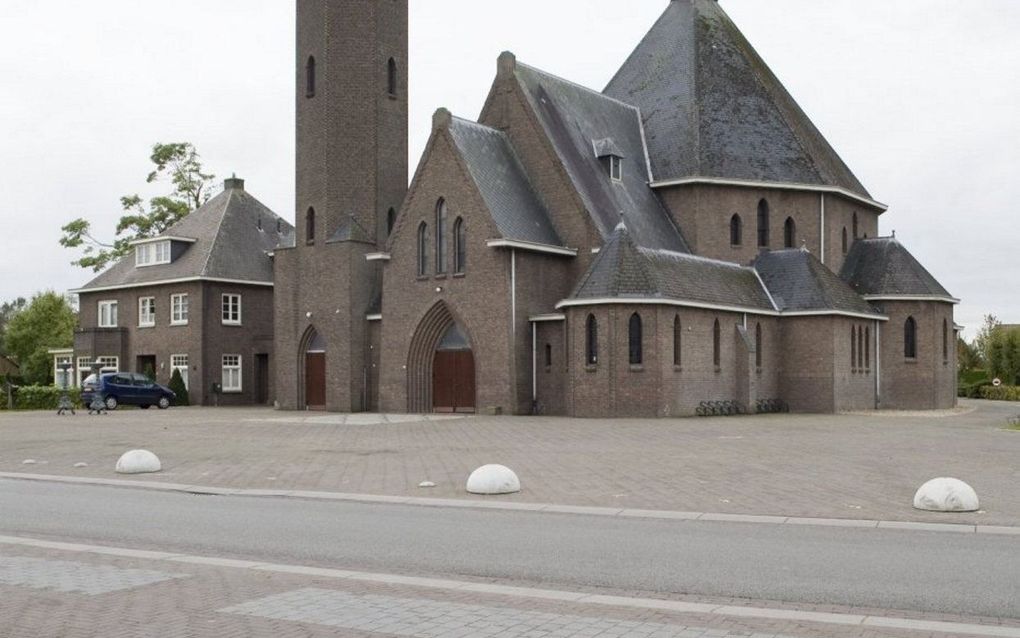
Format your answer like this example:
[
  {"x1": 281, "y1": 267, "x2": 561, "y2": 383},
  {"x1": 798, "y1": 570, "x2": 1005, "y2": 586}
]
[{"x1": 70, "y1": 177, "x2": 293, "y2": 406}]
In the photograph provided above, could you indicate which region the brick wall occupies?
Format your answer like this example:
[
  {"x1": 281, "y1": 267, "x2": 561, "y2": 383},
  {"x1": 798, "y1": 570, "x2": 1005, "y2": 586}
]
[{"x1": 878, "y1": 301, "x2": 956, "y2": 409}]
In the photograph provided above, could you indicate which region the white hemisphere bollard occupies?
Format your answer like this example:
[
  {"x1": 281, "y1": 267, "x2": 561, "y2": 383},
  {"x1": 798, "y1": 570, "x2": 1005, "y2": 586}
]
[
  {"x1": 466, "y1": 464, "x2": 520, "y2": 495},
  {"x1": 115, "y1": 450, "x2": 162, "y2": 475},
  {"x1": 913, "y1": 477, "x2": 979, "y2": 512}
]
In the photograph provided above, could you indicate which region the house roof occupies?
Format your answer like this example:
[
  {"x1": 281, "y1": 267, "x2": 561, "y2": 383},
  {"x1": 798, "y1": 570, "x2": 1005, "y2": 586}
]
[
  {"x1": 0, "y1": 354, "x2": 19, "y2": 374},
  {"x1": 604, "y1": 0, "x2": 870, "y2": 200},
  {"x1": 839, "y1": 237, "x2": 954, "y2": 299},
  {"x1": 754, "y1": 249, "x2": 881, "y2": 316},
  {"x1": 75, "y1": 181, "x2": 293, "y2": 291},
  {"x1": 446, "y1": 116, "x2": 563, "y2": 247},
  {"x1": 511, "y1": 59, "x2": 690, "y2": 253},
  {"x1": 564, "y1": 224, "x2": 773, "y2": 311}
]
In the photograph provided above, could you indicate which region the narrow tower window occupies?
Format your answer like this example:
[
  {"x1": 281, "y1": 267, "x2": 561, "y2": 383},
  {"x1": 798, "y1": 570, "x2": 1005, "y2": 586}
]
[
  {"x1": 673, "y1": 315, "x2": 682, "y2": 367},
  {"x1": 435, "y1": 199, "x2": 447, "y2": 274},
  {"x1": 713, "y1": 319, "x2": 722, "y2": 367},
  {"x1": 842, "y1": 227, "x2": 848, "y2": 254},
  {"x1": 755, "y1": 322, "x2": 763, "y2": 369},
  {"x1": 904, "y1": 316, "x2": 917, "y2": 359},
  {"x1": 865, "y1": 326, "x2": 871, "y2": 369},
  {"x1": 942, "y1": 319, "x2": 949, "y2": 363},
  {"x1": 628, "y1": 313, "x2": 643, "y2": 365},
  {"x1": 305, "y1": 56, "x2": 316, "y2": 98},
  {"x1": 387, "y1": 57, "x2": 398, "y2": 97},
  {"x1": 784, "y1": 217, "x2": 796, "y2": 248},
  {"x1": 585, "y1": 314, "x2": 598, "y2": 365},
  {"x1": 417, "y1": 222, "x2": 429, "y2": 276},
  {"x1": 851, "y1": 326, "x2": 857, "y2": 370},
  {"x1": 306, "y1": 207, "x2": 316, "y2": 244},
  {"x1": 858, "y1": 325, "x2": 865, "y2": 370},
  {"x1": 453, "y1": 217, "x2": 466, "y2": 274},
  {"x1": 545, "y1": 343, "x2": 552, "y2": 368},
  {"x1": 387, "y1": 208, "x2": 396, "y2": 236},
  {"x1": 730, "y1": 214, "x2": 742, "y2": 246},
  {"x1": 852, "y1": 212, "x2": 859, "y2": 239},
  {"x1": 757, "y1": 199, "x2": 770, "y2": 247}
]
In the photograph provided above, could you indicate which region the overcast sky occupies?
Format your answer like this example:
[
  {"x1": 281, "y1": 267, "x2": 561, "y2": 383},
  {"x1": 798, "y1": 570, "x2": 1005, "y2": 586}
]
[{"x1": 1, "y1": 1, "x2": 1017, "y2": 337}]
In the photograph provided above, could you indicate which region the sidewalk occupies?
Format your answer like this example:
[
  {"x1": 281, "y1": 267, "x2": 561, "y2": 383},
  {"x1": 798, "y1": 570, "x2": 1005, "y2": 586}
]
[{"x1": 1, "y1": 399, "x2": 1018, "y2": 526}]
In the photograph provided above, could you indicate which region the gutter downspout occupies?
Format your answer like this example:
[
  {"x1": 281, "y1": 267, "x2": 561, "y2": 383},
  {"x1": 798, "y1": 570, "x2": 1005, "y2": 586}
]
[
  {"x1": 819, "y1": 193, "x2": 826, "y2": 265},
  {"x1": 875, "y1": 320, "x2": 881, "y2": 408},
  {"x1": 531, "y1": 322, "x2": 537, "y2": 413}
]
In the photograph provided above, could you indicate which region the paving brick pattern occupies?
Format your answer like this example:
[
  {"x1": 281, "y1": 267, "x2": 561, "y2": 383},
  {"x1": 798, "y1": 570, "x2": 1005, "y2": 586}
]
[
  {"x1": 0, "y1": 555, "x2": 184, "y2": 595},
  {"x1": 2, "y1": 399, "x2": 1019, "y2": 525}
]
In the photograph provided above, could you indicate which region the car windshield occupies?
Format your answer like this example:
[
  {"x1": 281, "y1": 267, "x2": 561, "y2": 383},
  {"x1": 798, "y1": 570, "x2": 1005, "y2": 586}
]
[{"x1": 82, "y1": 374, "x2": 97, "y2": 386}]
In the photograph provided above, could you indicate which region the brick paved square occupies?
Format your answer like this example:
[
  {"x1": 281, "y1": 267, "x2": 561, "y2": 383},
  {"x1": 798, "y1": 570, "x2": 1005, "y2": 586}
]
[{"x1": 0, "y1": 555, "x2": 186, "y2": 595}]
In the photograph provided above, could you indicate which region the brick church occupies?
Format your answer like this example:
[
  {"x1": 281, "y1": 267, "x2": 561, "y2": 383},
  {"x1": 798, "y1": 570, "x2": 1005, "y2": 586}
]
[{"x1": 273, "y1": 0, "x2": 958, "y2": 417}]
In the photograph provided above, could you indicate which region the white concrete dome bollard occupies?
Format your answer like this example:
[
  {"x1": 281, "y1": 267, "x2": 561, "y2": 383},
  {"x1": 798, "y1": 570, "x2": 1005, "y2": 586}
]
[
  {"x1": 466, "y1": 464, "x2": 521, "y2": 495},
  {"x1": 913, "y1": 477, "x2": 979, "y2": 512},
  {"x1": 115, "y1": 450, "x2": 162, "y2": 475}
]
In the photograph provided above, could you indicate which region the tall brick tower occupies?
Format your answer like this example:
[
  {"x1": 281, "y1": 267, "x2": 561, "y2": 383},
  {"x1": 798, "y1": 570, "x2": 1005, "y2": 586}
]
[{"x1": 274, "y1": 0, "x2": 408, "y2": 412}]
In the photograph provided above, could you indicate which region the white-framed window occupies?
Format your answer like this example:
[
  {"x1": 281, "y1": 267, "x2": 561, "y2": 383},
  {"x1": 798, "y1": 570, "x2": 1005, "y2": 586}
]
[
  {"x1": 138, "y1": 297, "x2": 156, "y2": 327},
  {"x1": 135, "y1": 240, "x2": 171, "y2": 267},
  {"x1": 170, "y1": 293, "x2": 189, "y2": 325},
  {"x1": 98, "y1": 300, "x2": 118, "y2": 328},
  {"x1": 77, "y1": 357, "x2": 92, "y2": 386},
  {"x1": 171, "y1": 354, "x2": 189, "y2": 390},
  {"x1": 221, "y1": 294, "x2": 241, "y2": 325},
  {"x1": 609, "y1": 155, "x2": 623, "y2": 181},
  {"x1": 222, "y1": 354, "x2": 242, "y2": 392},
  {"x1": 53, "y1": 355, "x2": 73, "y2": 388}
]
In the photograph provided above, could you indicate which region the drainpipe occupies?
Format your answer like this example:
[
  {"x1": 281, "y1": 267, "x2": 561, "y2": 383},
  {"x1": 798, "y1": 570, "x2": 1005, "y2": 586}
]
[
  {"x1": 875, "y1": 320, "x2": 881, "y2": 408},
  {"x1": 510, "y1": 249, "x2": 517, "y2": 346},
  {"x1": 531, "y1": 321, "x2": 537, "y2": 413},
  {"x1": 819, "y1": 193, "x2": 826, "y2": 265}
]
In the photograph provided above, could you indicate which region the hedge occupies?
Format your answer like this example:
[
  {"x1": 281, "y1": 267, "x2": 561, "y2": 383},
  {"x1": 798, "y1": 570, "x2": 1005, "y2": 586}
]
[
  {"x1": 0, "y1": 384, "x2": 83, "y2": 411},
  {"x1": 979, "y1": 385, "x2": 1020, "y2": 402},
  {"x1": 959, "y1": 380, "x2": 993, "y2": 399}
]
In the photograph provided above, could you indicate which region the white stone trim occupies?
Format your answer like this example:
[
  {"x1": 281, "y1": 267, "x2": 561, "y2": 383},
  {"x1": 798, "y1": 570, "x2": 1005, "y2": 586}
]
[
  {"x1": 556, "y1": 297, "x2": 888, "y2": 321},
  {"x1": 71, "y1": 276, "x2": 273, "y2": 294},
  {"x1": 128, "y1": 235, "x2": 196, "y2": 246},
  {"x1": 486, "y1": 239, "x2": 577, "y2": 257},
  {"x1": 649, "y1": 176, "x2": 888, "y2": 212},
  {"x1": 782, "y1": 309, "x2": 889, "y2": 322},
  {"x1": 862, "y1": 294, "x2": 960, "y2": 304},
  {"x1": 366, "y1": 314, "x2": 382, "y2": 321},
  {"x1": 529, "y1": 314, "x2": 566, "y2": 322},
  {"x1": 365, "y1": 252, "x2": 391, "y2": 261}
]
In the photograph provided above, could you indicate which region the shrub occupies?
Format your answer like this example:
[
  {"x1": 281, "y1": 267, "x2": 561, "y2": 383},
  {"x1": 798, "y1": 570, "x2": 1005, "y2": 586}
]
[
  {"x1": 4, "y1": 384, "x2": 83, "y2": 411},
  {"x1": 979, "y1": 385, "x2": 1020, "y2": 402},
  {"x1": 959, "y1": 380, "x2": 992, "y2": 398},
  {"x1": 168, "y1": 368, "x2": 190, "y2": 406}
]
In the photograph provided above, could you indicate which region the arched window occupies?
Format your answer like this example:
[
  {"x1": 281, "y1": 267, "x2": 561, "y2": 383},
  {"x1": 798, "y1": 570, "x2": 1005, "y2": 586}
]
[
  {"x1": 387, "y1": 57, "x2": 397, "y2": 97},
  {"x1": 673, "y1": 315, "x2": 682, "y2": 367},
  {"x1": 628, "y1": 313, "x2": 643, "y2": 365},
  {"x1": 713, "y1": 319, "x2": 721, "y2": 367},
  {"x1": 842, "y1": 227, "x2": 848, "y2": 254},
  {"x1": 435, "y1": 199, "x2": 447, "y2": 274},
  {"x1": 305, "y1": 56, "x2": 316, "y2": 98},
  {"x1": 865, "y1": 326, "x2": 871, "y2": 370},
  {"x1": 757, "y1": 199, "x2": 770, "y2": 247},
  {"x1": 730, "y1": 214, "x2": 742, "y2": 246},
  {"x1": 386, "y1": 208, "x2": 396, "y2": 236},
  {"x1": 453, "y1": 217, "x2": 466, "y2": 274},
  {"x1": 858, "y1": 326, "x2": 865, "y2": 370},
  {"x1": 852, "y1": 212, "x2": 859, "y2": 239},
  {"x1": 305, "y1": 207, "x2": 316, "y2": 244},
  {"x1": 784, "y1": 217, "x2": 796, "y2": 248},
  {"x1": 904, "y1": 316, "x2": 917, "y2": 359},
  {"x1": 545, "y1": 343, "x2": 552, "y2": 368},
  {"x1": 942, "y1": 319, "x2": 949, "y2": 363},
  {"x1": 755, "y1": 322, "x2": 763, "y2": 369},
  {"x1": 417, "y1": 222, "x2": 429, "y2": 276},
  {"x1": 585, "y1": 314, "x2": 598, "y2": 365},
  {"x1": 851, "y1": 326, "x2": 857, "y2": 370}
]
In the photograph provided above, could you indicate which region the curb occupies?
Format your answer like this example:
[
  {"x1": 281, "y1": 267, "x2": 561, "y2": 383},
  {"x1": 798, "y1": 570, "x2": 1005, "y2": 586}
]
[{"x1": 2, "y1": 471, "x2": 1017, "y2": 536}]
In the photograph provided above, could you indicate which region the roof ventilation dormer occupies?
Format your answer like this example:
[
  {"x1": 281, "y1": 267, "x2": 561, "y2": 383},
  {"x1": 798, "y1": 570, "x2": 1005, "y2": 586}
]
[
  {"x1": 593, "y1": 138, "x2": 625, "y2": 181},
  {"x1": 224, "y1": 175, "x2": 245, "y2": 191}
]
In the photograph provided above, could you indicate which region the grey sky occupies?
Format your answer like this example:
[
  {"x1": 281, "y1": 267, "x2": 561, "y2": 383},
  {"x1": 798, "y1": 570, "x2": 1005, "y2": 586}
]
[{"x1": 1, "y1": 1, "x2": 1017, "y2": 337}]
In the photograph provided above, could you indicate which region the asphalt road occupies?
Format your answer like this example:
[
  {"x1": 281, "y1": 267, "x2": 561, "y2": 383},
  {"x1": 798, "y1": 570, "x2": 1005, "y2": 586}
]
[{"x1": 2, "y1": 479, "x2": 1018, "y2": 619}]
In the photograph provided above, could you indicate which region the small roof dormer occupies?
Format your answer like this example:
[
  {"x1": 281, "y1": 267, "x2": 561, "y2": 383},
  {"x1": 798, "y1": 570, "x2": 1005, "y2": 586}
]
[
  {"x1": 130, "y1": 235, "x2": 196, "y2": 268},
  {"x1": 593, "y1": 137, "x2": 625, "y2": 181}
]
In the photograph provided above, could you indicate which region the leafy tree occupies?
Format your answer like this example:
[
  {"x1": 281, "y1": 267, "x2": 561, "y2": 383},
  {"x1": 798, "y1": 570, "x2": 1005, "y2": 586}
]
[
  {"x1": 60, "y1": 143, "x2": 215, "y2": 272},
  {"x1": 2, "y1": 292, "x2": 77, "y2": 385},
  {"x1": 974, "y1": 314, "x2": 1000, "y2": 366},
  {"x1": 0, "y1": 297, "x2": 27, "y2": 357},
  {"x1": 956, "y1": 336, "x2": 982, "y2": 373},
  {"x1": 168, "y1": 368, "x2": 190, "y2": 406}
]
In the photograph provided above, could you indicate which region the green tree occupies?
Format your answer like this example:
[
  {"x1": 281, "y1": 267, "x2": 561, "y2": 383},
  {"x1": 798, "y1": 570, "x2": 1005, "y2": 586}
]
[
  {"x1": 1004, "y1": 330, "x2": 1020, "y2": 385},
  {"x1": 168, "y1": 368, "x2": 190, "y2": 406},
  {"x1": 2, "y1": 292, "x2": 77, "y2": 385},
  {"x1": 0, "y1": 297, "x2": 27, "y2": 357},
  {"x1": 974, "y1": 314, "x2": 1001, "y2": 367},
  {"x1": 60, "y1": 143, "x2": 215, "y2": 272},
  {"x1": 957, "y1": 336, "x2": 982, "y2": 373}
]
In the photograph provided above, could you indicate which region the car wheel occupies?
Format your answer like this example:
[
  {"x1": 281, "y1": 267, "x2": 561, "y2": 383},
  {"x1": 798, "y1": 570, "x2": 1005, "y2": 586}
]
[
  {"x1": 104, "y1": 396, "x2": 119, "y2": 411},
  {"x1": 140, "y1": 405, "x2": 150, "y2": 410},
  {"x1": 157, "y1": 397, "x2": 170, "y2": 410}
]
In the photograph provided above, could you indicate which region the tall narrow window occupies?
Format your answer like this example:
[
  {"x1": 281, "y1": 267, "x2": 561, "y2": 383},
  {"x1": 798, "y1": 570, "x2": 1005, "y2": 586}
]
[
  {"x1": 852, "y1": 212, "x2": 859, "y2": 239},
  {"x1": 544, "y1": 343, "x2": 552, "y2": 368},
  {"x1": 713, "y1": 319, "x2": 721, "y2": 368},
  {"x1": 865, "y1": 326, "x2": 871, "y2": 370},
  {"x1": 784, "y1": 217, "x2": 796, "y2": 248},
  {"x1": 387, "y1": 57, "x2": 397, "y2": 97},
  {"x1": 453, "y1": 217, "x2": 466, "y2": 274},
  {"x1": 417, "y1": 222, "x2": 429, "y2": 276},
  {"x1": 851, "y1": 326, "x2": 857, "y2": 370},
  {"x1": 306, "y1": 207, "x2": 316, "y2": 244},
  {"x1": 222, "y1": 355, "x2": 242, "y2": 392},
  {"x1": 435, "y1": 199, "x2": 447, "y2": 274},
  {"x1": 305, "y1": 56, "x2": 316, "y2": 98},
  {"x1": 221, "y1": 294, "x2": 242, "y2": 325},
  {"x1": 858, "y1": 326, "x2": 865, "y2": 370},
  {"x1": 755, "y1": 322, "x2": 763, "y2": 369},
  {"x1": 942, "y1": 319, "x2": 949, "y2": 363},
  {"x1": 673, "y1": 315, "x2": 682, "y2": 367},
  {"x1": 757, "y1": 199, "x2": 770, "y2": 247},
  {"x1": 842, "y1": 227, "x2": 848, "y2": 254},
  {"x1": 585, "y1": 314, "x2": 598, "y2": 365},
  {"x1": 904, "y1": 316, "x2": 917, "y2": 359},
  {"x1": 628, "y1": 313, "x2": 643, "y2": 365},
  {"x1": 730, "y1": 214, "x2": 742, "y2": 246},
  {"x1": 387, "y1": 208, "x2": 396, "y2": 236}
]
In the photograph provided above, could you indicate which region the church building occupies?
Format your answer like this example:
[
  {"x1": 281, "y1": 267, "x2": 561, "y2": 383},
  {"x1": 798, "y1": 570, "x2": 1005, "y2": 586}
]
[{"x1": 273, "y1": 0, "x2": 958, "y2": 416}]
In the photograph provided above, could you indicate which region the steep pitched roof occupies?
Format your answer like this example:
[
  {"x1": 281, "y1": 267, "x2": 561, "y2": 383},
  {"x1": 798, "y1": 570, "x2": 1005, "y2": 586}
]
[
  {"x1": 604, "y1": 0, "x2": 870, "y2": 199},
  {"x1": 840, "y1": 237, "x2": 955, "y2": 299},
  {"x1": 754, "y1": 249, "x2": 880, "y2": 316},
  {"x1": 510, "y1": 60, "x2": 690, "y2": 252},
  {"x1": 446, "y1": 116, "x2": 562, "y2": 246},
  {"x1": 565, "y1": 225, "x2": 772, "y2": 311},
  {"x1": 76, "y1": 182, "x2": 293, "y2": 291},
  {"x1": 328, "y1": 215, "x2": 373, "y2": 244}
]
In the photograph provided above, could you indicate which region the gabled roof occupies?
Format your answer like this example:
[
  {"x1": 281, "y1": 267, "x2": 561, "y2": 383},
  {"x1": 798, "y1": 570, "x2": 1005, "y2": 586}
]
[
  {"x1": 563, "y1": 224, "x2": 772, "y2": 311},
  {"x1": 510, "y1": 58, "x2": 690, "y2": 253},
  {"x1": 754, "y1": 249, "x2": 880, "y2": 316},
  {"x1": 840, "y1": 237, "x2": 955, "y2": 300},
  {"x1": 75, "y1": 181, "x2": 293, "y2": 292},
  {"x1": 446, "y1": 115, "x2": 562, "y2": 247},
  {"x1": 604, "y1": 0, "x2": 870, "y2": 200}
]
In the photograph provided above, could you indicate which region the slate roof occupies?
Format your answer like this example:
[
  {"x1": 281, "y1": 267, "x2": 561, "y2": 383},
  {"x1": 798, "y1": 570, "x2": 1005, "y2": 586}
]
[
  {"x1": 446, "y1": 116, "x2": 562, "y2": 246},
  {"x1": 604, "y1": 0, "x2": 870, "y2": 199},
  {"x1": 754, "y1": 249, "x2": 880, "y2": 316},
  {"x1": 512, "y1": 61, "x2": 690, "y2": 252},
  {"x1": 839, "y1": 237, "x2": 954, "y2": 299},
  {"x1": 76, "y1": 181, "x2": 293, "y2": 291},
  {"x1": 328, "y1": 215, "x2": 373, "y2": 245},
  {"x1": 566, "y1": 225, "x2": 773, "y2": 310}
]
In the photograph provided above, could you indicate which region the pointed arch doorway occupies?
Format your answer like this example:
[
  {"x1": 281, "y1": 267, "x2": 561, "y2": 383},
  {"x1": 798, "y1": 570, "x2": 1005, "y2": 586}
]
[
  {"x1": 303, "y1": 328, "x2": 326, "y2": 411},
  {"x1": 432, "y1": 323, "x2": 475, "y2": 413}
]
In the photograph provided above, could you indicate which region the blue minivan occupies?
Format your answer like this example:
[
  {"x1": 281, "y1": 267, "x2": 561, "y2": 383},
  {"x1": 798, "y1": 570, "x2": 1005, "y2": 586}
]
[{"x1": 80, "y1": 372, "x2": 176, "y2": 410}]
